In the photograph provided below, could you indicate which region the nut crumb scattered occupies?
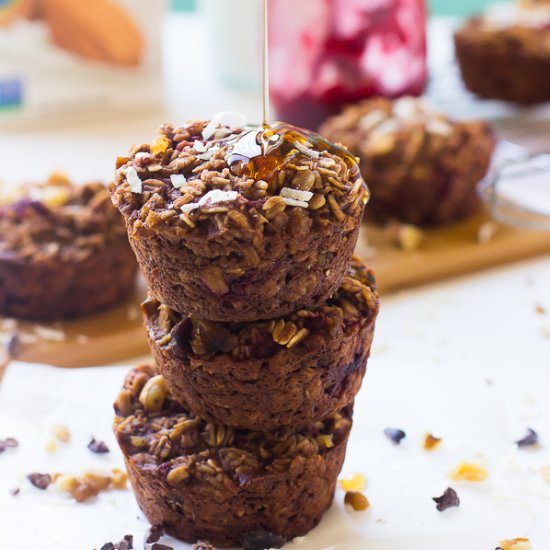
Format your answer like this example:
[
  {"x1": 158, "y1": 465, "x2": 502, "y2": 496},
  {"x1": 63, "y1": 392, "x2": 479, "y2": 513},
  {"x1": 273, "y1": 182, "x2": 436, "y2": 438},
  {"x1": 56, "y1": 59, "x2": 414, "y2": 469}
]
[
  {"x1": 52, "y1": 424, "x2": 71, "y2": 443},
  {"x1": 56, "y1": 469, "x2": 128, "y2": 502},
  {"x1": 498, "y1": 538, "x2": 532, "y2": 550},
  {"x1": 192, "y1": 543, "x2": 215, "y2": 550},
  {"x1": 144, "y1": 524, "x2": 164, "y2": 545},
  {"x1": 28, "y1": 472, "x2": 52, "y2": 490},
  {"x1": 384, "y1": 428, "x2": 406, "y2": 445},
  {"x1": 535, "y1": 304, "x2": 546, "y2": 315},
  {"x1": 100, "y1": 534, "x2": 134, "y2": 550},
  {"x1": 339, "y1": 473, "x2": 367, "y2": 492},
  {"x1": 44, "y1": 437, "x2": 58, "y2": 453},
  {"x1": 88, "y1": 437, "x2": 110, "y2": 454},
  {"x1": 449, "y1": 461, "x2": 489, "y2": 482},
  {"x1": 9, "y1": 487, "x2": 20, "y2": 496},
  {"x1": 478, "y1": 221, "x2": 498, "y2": 244},
  {"x1": 0, "y1": 437, "x2": 18, "y2": 453},
  {"x1": 387, "y1": 222, "x2": 424, "y2": 252},
  {"x1": 423, "y1": 433, "x2": 442, "y2": 451},
  {"x1": 432, "y1": 487, "x2": 460, "y2": 511},
  {"x1": 515, "y1": 428, "x2": 539, "y2": 448},
  {"x1": 344, "y1": 491, "x2": 370, "y2": 511}
]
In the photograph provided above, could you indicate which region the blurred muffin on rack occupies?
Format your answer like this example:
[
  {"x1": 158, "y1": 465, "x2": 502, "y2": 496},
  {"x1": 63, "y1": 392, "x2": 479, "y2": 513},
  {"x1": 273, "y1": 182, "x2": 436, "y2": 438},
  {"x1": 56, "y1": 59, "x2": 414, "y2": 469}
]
[
  {"x1": 320, "y1": 96, "x2": 495, "y2": 226},
  {"x1": 455, "y1": 1, "x2": 550, "y2": 103},
  {"x1": 0, "y1": 173, "x2": 137, "y2": 320}
]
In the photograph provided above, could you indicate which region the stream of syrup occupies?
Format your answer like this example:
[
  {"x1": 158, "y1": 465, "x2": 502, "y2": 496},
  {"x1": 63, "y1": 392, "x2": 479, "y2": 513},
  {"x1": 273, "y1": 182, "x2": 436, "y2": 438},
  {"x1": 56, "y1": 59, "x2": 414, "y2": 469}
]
[{"x1": 223, "y1": 0, "x2": 366, "y2": 198}]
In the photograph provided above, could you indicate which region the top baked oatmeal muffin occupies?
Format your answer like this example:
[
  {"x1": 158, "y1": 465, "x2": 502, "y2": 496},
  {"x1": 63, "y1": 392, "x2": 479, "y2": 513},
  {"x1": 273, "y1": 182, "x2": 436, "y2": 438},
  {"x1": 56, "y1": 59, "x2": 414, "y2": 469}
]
[
  {"x1": 0, "y1": 174, "x2": 137, "y2": 320},
  {"x1": 455, "y1": 1, "x2": 550, "y2": 103},
  {"x1": 111, "y1": 113, "x2": 368, "y2": 322},
  {"x1": 320, "y1": 97, "x2": 495, "y2": 226}
]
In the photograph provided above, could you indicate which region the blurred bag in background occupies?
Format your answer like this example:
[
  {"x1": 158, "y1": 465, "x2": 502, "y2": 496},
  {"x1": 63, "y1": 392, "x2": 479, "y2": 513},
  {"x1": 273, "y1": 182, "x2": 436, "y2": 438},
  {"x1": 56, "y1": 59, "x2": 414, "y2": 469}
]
[{"x1": 0, "y1": 0, "x2": 165, "y2": 128}]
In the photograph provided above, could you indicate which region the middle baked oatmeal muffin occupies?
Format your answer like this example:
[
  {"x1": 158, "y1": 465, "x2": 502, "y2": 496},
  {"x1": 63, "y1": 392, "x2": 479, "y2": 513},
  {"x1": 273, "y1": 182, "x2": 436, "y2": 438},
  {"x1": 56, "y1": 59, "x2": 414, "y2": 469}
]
[
  {"x1": 0, "y1": 175, "x2": 137, "y2": 320},
  {"x1": 114, "y1": 365, "x2": 352, "y2": 548},
  {"x1": 321, "y1": 97, "x2": 495, "y2": 226},
  {"x1": 143, "y1": 257, "x2": 380, "y2": 431},
  {"x1": 110, "y1": 116, "x2": 367, "y2": 322}
]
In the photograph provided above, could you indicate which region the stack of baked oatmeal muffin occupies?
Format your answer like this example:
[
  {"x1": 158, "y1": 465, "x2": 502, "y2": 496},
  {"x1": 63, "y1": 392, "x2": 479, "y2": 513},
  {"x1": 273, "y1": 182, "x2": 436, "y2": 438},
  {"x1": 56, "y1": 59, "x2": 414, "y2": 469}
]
[{"x1": 109, "y1": 116, "x2": 380, "y2": 548}]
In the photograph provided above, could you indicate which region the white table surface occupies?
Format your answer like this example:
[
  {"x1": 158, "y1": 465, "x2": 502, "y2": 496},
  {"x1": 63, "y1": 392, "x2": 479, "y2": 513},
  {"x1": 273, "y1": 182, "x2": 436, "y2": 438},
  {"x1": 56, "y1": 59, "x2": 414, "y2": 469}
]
[
  {"x1": 0, "y1": 257, "x2": 549, "y2": 550},
  {"x1": 0, "y1": 13, "x2": 549, "y2": 550}
]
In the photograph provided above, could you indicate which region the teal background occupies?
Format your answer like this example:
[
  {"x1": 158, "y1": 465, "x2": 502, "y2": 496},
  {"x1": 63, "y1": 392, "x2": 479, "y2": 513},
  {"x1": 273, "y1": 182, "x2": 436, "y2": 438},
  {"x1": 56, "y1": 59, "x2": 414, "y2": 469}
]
[{"x1": 171, "y1": 0, "x2": 494, "y2": 17}]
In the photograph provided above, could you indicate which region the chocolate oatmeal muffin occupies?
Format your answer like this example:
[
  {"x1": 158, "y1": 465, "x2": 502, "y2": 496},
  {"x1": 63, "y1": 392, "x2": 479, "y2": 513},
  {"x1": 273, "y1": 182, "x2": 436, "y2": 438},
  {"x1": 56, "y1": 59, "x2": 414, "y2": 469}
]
[
  {"x1": 143, "y1": 257, "x2": 379, "y2": 431},
  {"x1": 110, "y1": 116, "x2": 367, "y2": 322},
  {"x1": 114, "y1": 365, "x2": 352, "y2": 548},
  {"x1": 455, "y1": 2, "x2": 550, "y2": 104},
  {"x1": 0, "y1": 175, "x2": 137, "y2": 320},
  {"x1": 320, "y1": 97, "x2": 495, "y2": 226}
]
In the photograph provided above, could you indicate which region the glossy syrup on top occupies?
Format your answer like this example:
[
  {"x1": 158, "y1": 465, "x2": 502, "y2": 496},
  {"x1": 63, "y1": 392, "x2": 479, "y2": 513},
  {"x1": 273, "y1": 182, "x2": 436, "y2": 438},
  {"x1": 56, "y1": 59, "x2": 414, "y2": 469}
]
[{"x1": 226, "y1": 122, "x2": 368, "y2": 202}]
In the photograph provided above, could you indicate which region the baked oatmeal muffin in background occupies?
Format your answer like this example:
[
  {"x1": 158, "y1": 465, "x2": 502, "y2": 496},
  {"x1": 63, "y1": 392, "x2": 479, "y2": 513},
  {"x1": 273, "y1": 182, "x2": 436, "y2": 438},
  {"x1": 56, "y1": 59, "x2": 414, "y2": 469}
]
[
  {"x1": 320, "y1": 97, "x2": 495, "y2": 226},
  {"x1": 114, "y1": 365, "x2": 352, "y2": 548},
  {"x1": 454, "y1": 1, "x2": 550, "y2": 104},
  {"x1": 143, "y1": 257, "x2": 379, "y2": 431},
  {"x1": 110, "y1": 115, "x2": 368, "y2": 322},
  {"x1": 0, "y1": 174, "x2": 137, "y2": 320}
]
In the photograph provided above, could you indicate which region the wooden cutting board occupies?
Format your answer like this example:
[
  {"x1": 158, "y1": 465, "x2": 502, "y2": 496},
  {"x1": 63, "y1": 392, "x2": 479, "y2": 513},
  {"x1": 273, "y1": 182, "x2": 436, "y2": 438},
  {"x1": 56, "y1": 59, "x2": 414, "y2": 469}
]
[
  {"x1": 1, "y1": 204, "x2": 548, "y2": 369},
  {"x1": 358, "y1": 205, "x2": 550, "y2": 293}
]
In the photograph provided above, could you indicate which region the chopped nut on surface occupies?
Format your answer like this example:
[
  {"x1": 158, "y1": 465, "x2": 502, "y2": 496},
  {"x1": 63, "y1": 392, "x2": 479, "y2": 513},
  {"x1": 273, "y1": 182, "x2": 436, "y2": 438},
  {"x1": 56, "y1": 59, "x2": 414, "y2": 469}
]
[
  {"x1": 88, "y1": 437, "x2": 110, "y2": 454},
  {"x1": 449, "y1": 461, "x2": 489, "y2": 482},
  {"x1": 535, "y1": 304, "x2": 546, "y2": 315},
  {"x1": 432, "y1": 487, "x2": 460, "y2": 511},
  {"x1": 144, "y1": 524, "x2": 164, "y2": 545},
  {"x1": 478, "y1": 221, "x2": 498, "y2": 244},
  {"x1": 339, "y1": 473, "x2": 367, "y2": 492},
  {"x1": 44, "y1": 437, "x2": 58, "y2": 453},
  {"x1": 9, "y1": 487, "x2": 20, "y2": 496},
  {"x1": 384, "y1": 428, "x2": 406, "y2": 445},
  {"x1": 56, "y1": 469, "x2": 127, "y2": 502},
  {"x1": 0, "y1": 437, "x2": 18, "y2": 453},
  {"x1": 540, "y1": 465, "x2": 550, "y2": 483},
  {"x1": 515, "y1": 428, "x2": 539, "y2": 448},
  {"x1": 100, "y1": 534, "x2": 134, "y2": 550},
  {"x1": 28, "y1": 472, "x2": 52, "y2": 490},
  {"x1": 52, "y1": 424, "x2": 71, "y2": 442},
  {"x1": 344, "y1": 491, "x2": 370, "y2": 511},
  {"x1": 423, "y1": 433, "x2": 442, "y2": 451},
  {"x1": 498, "y1": 538, "x2": 532, "y2": 550},
  {"x1": 387, "y1": 222, "x2": 424, "y2": 252},
  {"x1": 191, "y1": 543, "x2": 215, "y2": 550}
]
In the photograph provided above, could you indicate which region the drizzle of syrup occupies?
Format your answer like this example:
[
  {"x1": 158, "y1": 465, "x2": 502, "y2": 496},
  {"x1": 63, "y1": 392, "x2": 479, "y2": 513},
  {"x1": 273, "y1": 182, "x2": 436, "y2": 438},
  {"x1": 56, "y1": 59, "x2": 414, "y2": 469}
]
[{"x1": 226, "y1": 122, "x2": 365, "y2": 199}]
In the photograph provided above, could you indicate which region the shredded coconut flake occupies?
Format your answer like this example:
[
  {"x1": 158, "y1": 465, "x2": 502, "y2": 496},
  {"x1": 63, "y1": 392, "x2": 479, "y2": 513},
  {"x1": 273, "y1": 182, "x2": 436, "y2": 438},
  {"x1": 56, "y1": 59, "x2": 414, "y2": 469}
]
[
  {"x1": 282, "y1": 197, "x2": 309, "y2": 208},
  {"x1": 170, "y1": 174, "x2": 187, "y2": 189},
  {"x1": 180, "y1": 203, "x2": 200, "y2": 214},
  {"x1": 179, "y1": 189, "x2": 240, "y2": 214},
  {"x1": 294, "y1": 140, "x2": 321, "y2": 159},
  {"x1": 134, "y1": 152, "x2": 150, "y2": 159},
  {"x1": 126, "y1": 166, "x2": 142, "y2": 194},
  {"x1": 359, "y1": 110, "x2": 387, "y2": 131},
  {"x1": 280, "y1": 187, "x2": 313, "y2": 202},
  {"x1": 193, "y1": 140, "x2": 207, "y2": 153},
  {"x1": 202, "y1": 111, "x2": 248, "y2": 140},
  {"x1": 426, "y1": 119, "x2": 453, "y2": 136}
]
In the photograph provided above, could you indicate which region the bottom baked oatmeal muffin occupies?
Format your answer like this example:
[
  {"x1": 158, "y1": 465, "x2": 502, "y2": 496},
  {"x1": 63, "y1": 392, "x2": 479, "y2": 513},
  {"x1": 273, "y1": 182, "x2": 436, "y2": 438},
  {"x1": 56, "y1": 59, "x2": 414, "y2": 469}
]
[
  {"x1": 0, "y1": 175, "x2": 137, "y2": 320},
  {"x1": 114, "y1": 365, "x2": 352, "y2": 548}
]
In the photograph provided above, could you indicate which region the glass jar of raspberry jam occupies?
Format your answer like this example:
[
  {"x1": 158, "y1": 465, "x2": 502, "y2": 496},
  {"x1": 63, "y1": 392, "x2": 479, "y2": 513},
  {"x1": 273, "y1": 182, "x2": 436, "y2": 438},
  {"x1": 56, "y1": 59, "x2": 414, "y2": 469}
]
[{"x1": 269, "y1": 0, "x2": 428, "y2": 130}]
